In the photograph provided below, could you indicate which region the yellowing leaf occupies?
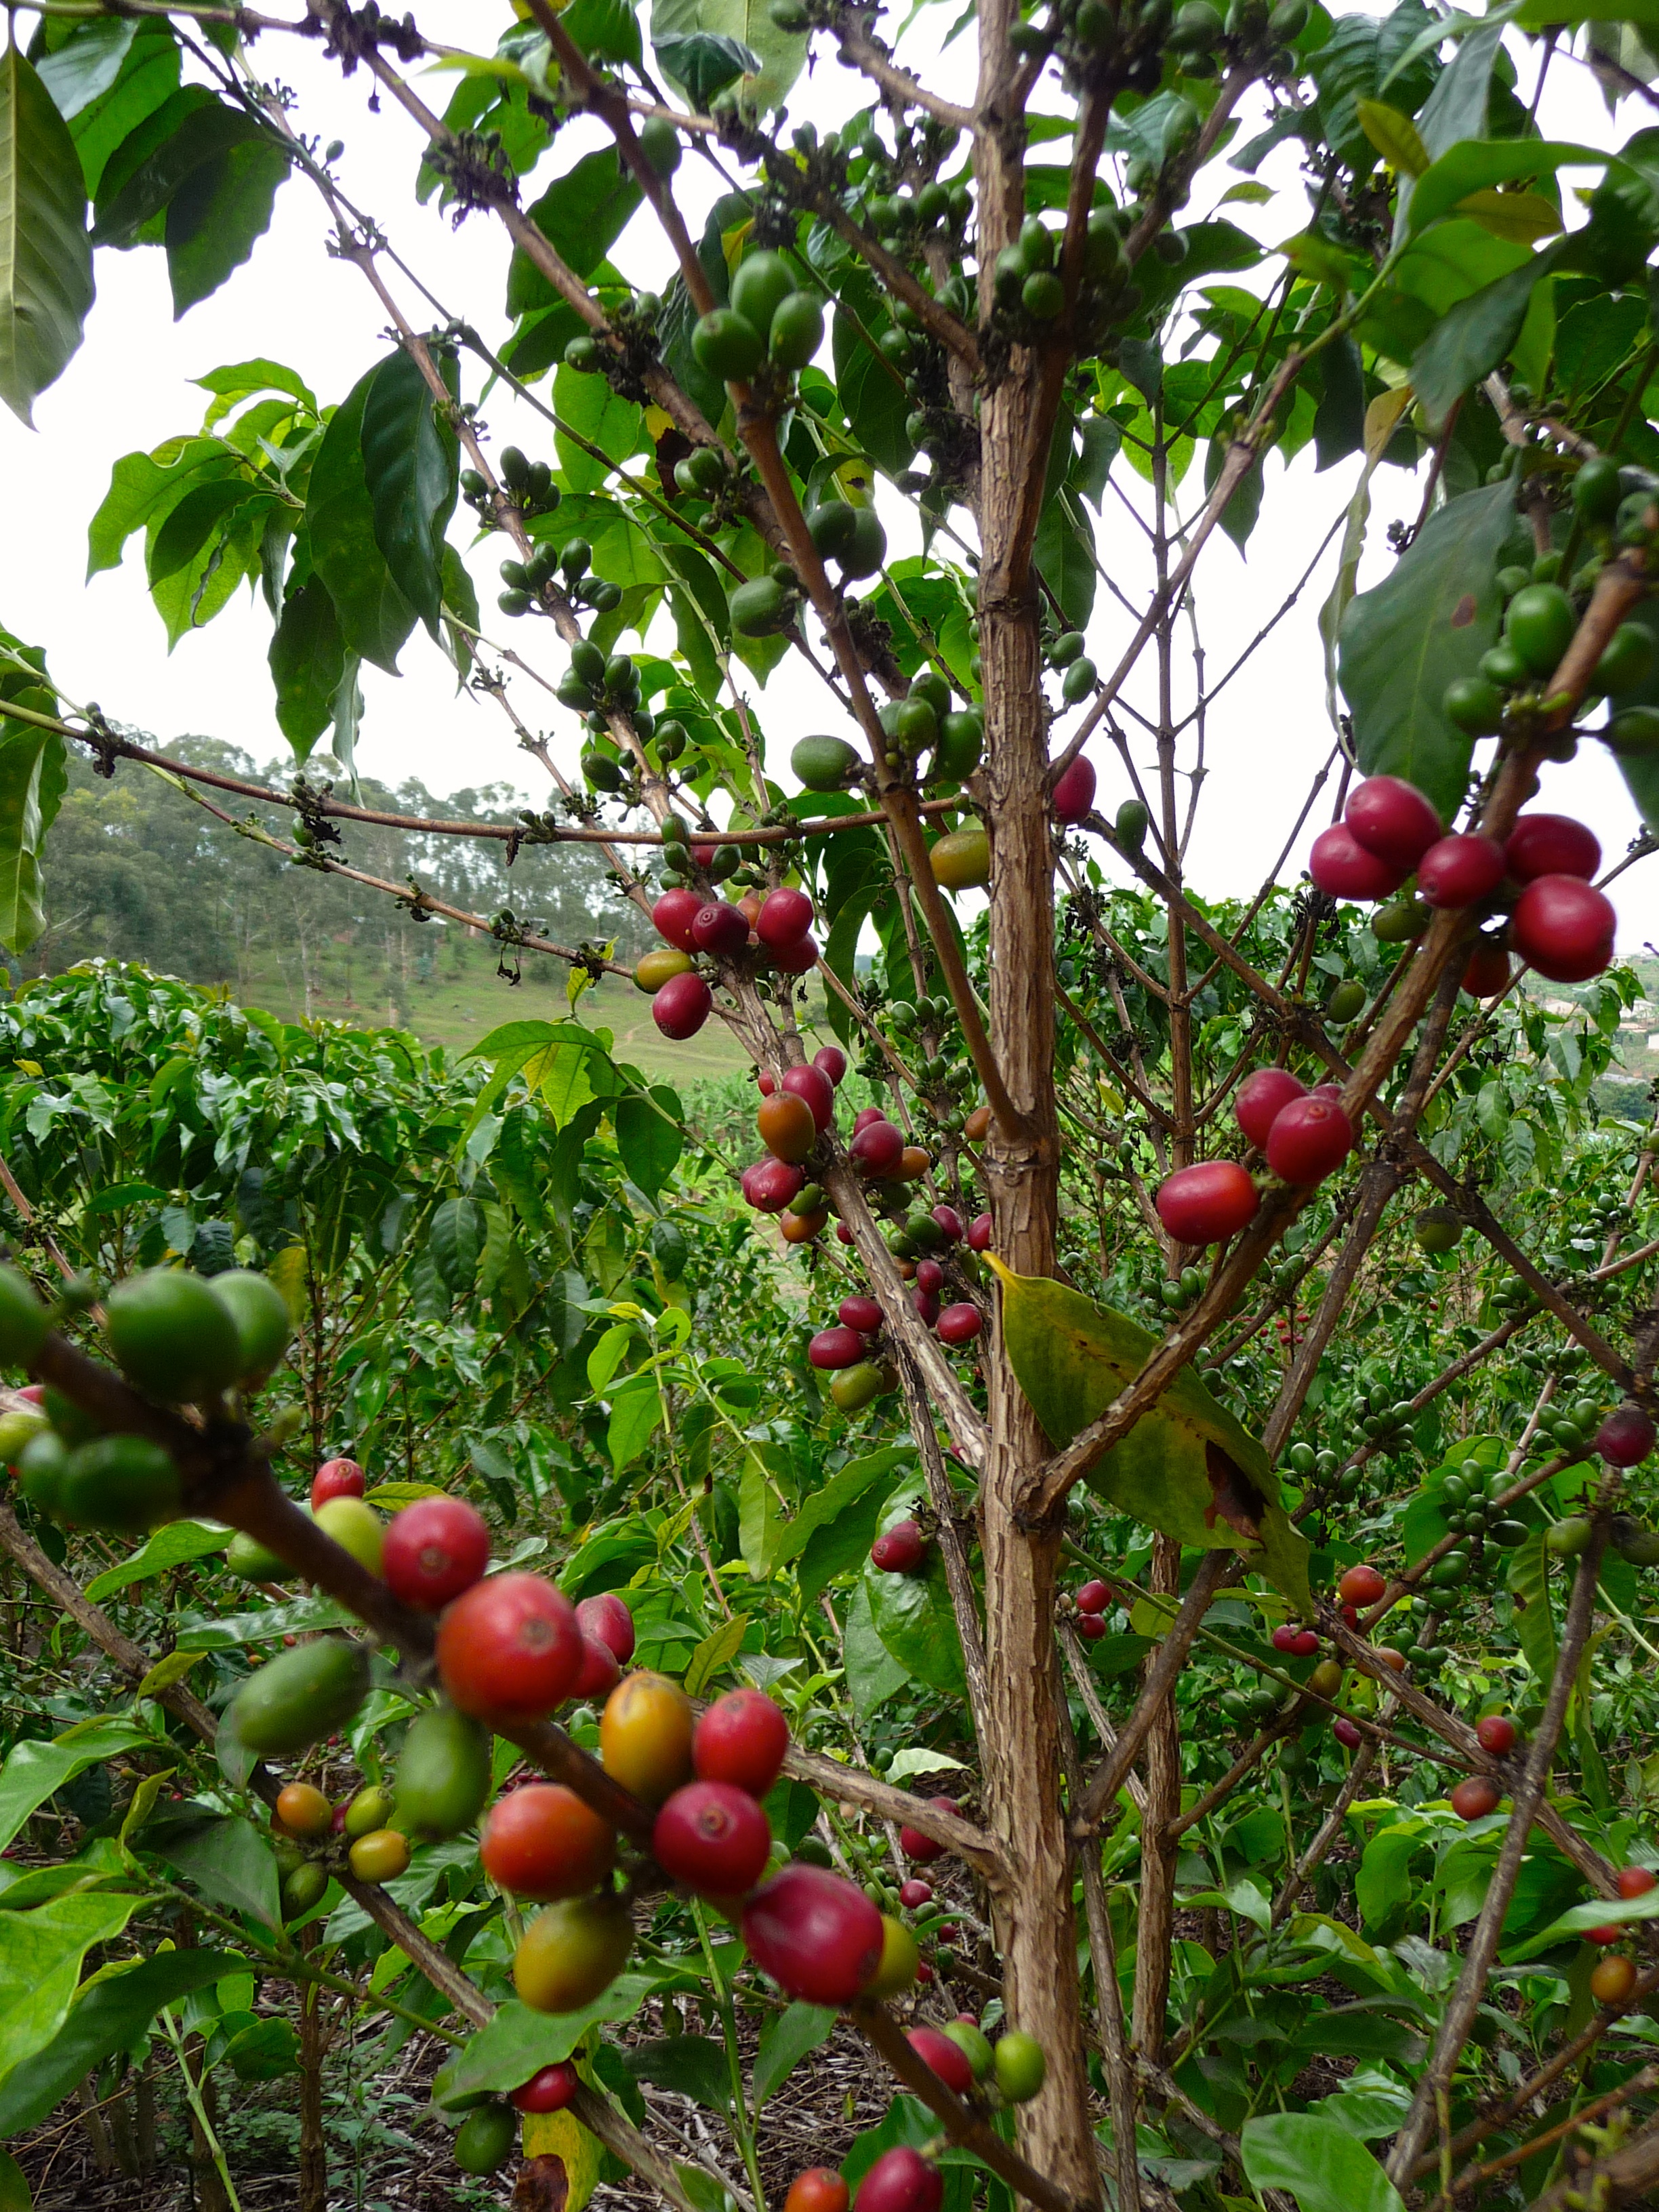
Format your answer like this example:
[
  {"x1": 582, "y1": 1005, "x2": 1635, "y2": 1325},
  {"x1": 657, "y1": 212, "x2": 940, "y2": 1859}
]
[
  {"x1": 989, "y1": 1263, "x2": 1311, "y2": 1612},
  {"x1": 266, "y1": 1242, "x2": 309, "y2": 1326},
  {"x1": 523, "y1": 2108, "x2": 602, "y2": 2211},
  {"x1": 134, "y1": 1652, "x2": 201, "y2": 1700},
  {"x1": 1355, "y1": 100, "x2": 1429, "y2": 179},
  {"x1": 1454, "y1": 190, "x2": 1562, "y2": 244},
  {"x1": 830, "y1": 457, "x2": 875, "y2": 507}
]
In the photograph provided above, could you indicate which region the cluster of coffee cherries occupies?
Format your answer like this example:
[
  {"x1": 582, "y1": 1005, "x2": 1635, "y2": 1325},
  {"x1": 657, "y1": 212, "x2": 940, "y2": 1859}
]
[
  {"x1": 1068, "y1": 1575, "x2": 1111, "y2": 1641},
  {"x1": 638, "y1": 881, "x2": 824, "y2": 1041},
  {"x1": 1154, "y1": 1063, "x2": 1355, "y2": 1248},
  {"x1": 1310, "y1": 773, "x2": 1616, "y2": 990}
]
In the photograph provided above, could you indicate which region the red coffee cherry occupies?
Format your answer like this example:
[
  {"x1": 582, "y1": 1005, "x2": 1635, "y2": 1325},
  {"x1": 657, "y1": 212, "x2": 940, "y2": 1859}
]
[
  {"x1": 382, "y1": 1496, "x2": 490, "y2": 1612},
  {"x1": 436, "y1": 1572, "x2": 583, "y2": 1722},
  {"x1": 741, "y1": 1865, "x2": 884, "y2": 2003},
  {"x1": 1052, "y1": 754, "x2": 1097, "y2": 825},
  {"x1": 1511, "y1": 875, "x2": 1616, "y2": 983},
  {"x1": 1155, "y1": 1160, "x2": 1257, "y2": 1245},
  {"x1": 1265, "y1": 1096, "x2": 1353, "y2": 1185},
  {"x1": 773, "y1": 933, "x2": 820, "y2": 975},
  {"x1": 1462, "y1": 939, "x2": 1512, "y2": 998},
  {"x1": 907, "y1": 2026, "x2": 975, "y2": 2096},
  {"x1": 931, "y1": 1205, "x2": 964, "y2": 1242},
  {"x1": 653, "y1": 971, "x2": 713, "y2": 1040},
  {"x1": 1587, "y1": 1920, "x2": 1625, "y2": 1946},
  {"x1": 312, "y1": 1457, "x2": 365, "y2": 1510},
  {"x1": 838, "y1": 1296, "x2": 882, "y2": 1334},
  {"x1": 757, "y1": 887, "x2": 814, "y2": 948},
  {"x1": 756, "y1": 1070, "x2": 777, "y2": 1094},
  {"x1": 1337, "y1": 1564, "x2": 1386, "y2": 1607},
  {"x1": 1292, "y1": 1630, "x2": 1319, "y2": 1657},
  {"x1": 899, "y1": 1797, "x2": 956, "y2": 1864},
  {"x1": 480, "y1": 1783, "x2": 616, "y2": 1899},
  {"x1": 872, "y1": 1519, "x2": 926, "y2": 1574},
  {"x1": 1416, "y1": 833, "x2": 1506, "y2": 910},
  {"x1": 899, "y1": 1877, "x2": 933, "y2": 1908},
  {"x1": 851, "y1": 1120, "x2": 905, "y2": 1176},
  {"x1": 1345, "y1": 775, "x2": 1441, "y2": 869},
  {"x1": 912, "y1": 1290, "x2": 940, "y2": 1328},
  {"x1": 758, "y1": 1092, "x2": 817, "y2": 1164},
  {"x1": 1475, "y1": 1715, "x2": 1517, "y2": 1755},
  {"x1": 855, "y1": 2147, "x2": 943, "y2": 2212},
  {"x1": 1450, "y1": 1776, "x2": 1500, "y2": 1822},
  {"x1": 1505, "y1": 812, "x2": 1601, "y2": 884},
  {"x1": 694, "y1": 1687, "x2": 790, "y2": 1797},
  {"x1": 966, "y1": 1213, "x2": 992, "y2": 1251},
  {"x1": 853, "y1": 1107, "x2": 886, "y2": 1134},
  {"x1": 691, "y1": 901, "x2": 751, "y2": 957},
  {"x1": 781, "y1": 1063, "x2": 836, "y2": 1130},
  {"x1": 1332, "y1": 1717, "x2": 1362, "y2": 1749},
  {"x1": 1234, "y1": 1067, "x2": 1306, "y2": 1149},
  {"x1": 1076, "y1": 1579, "x2": 1109, "y2": 1615},
  {"x1": 914, "y1": 1259, "x2": 945, "y2": 1296},
  {"x1": 1077, "y1": 1614, "x2": 1107, "y2": 1640},
  {"x1": 1271, "y1": 1624, "x2": 1299, "y2": 1653},
  {"x1": 1616, "y1": 1865, "x2": 1658, "y2": 1899},
  {"x1": 809, "y1": 1326, "x2": 867, "y2": 1370},
  {"x1": 1597, "y1": 1407, "x2": 1656, "y2": 1467},
  {"x1": 1309, "y1": 824, "x2": 1407, "y2": 902},
  {"x1": 814, "y1": 1046, "x2": 847, "y2": 1086},
  {"x1": 573, "y1": 1633, "x2": 621, "y2": 1700},
  {"x1": 742, "y1": 1158, "x2": 806, "y2": 1213},
  {"x1": 575, "y1": 1591, "x2": 635, "y2": 1664},
  {"x1": 512, "y1": 2062, "x2": 579, "y2": 2114},
  {"x1": 652, "y1": 888, "x2": 703, "y2": 951},
  {"x1": 654, "y1": 1780, "x2": 772, "y2": 1896},
  {"x1": 786, "y1": 2171, "x2": 851, "y2": 2212}
]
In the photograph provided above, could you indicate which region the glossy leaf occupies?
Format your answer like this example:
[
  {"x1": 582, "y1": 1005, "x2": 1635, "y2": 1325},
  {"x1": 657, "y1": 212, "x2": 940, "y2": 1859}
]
[
  {"x1": 430, "y1": 1980, "x2": 654, "y2": 2103},
  {"x1": 84, "y1": 1519, "x2": 230, "y2": 1602},
  {"x1": 991, "y1": 1263, "x2": 1311, "y2": 1611},
  {"x1": 0, "y1": 1947, "x2": 236, "y2": 2135},
  {"x1": 624, "y1": 2034, "x2": 731, "y2": 2111},
  {"x1": 509, "y1": 148, "x2": 642, "y2": 314},
  {"x1": 137, "y1": 1809, "x2": 281, "y2": 1929},
  {"x1": 1338, "y1": 478, "x2": 1515, "y2": 822},
  {"x1": 361, "y1": 346, "x2": 457, "y2": 638},
  {"x1": 613, "y1": 1090, "x2": 682, "y2": 1196},
  {"x1": 165, "y1": 131, "x2": 289, "y2": 317},
  {"x1": 753, "y1": 2001, "x2": 836, "y2": 2106},
  {"x1": 268, "y1": 574, "x2": 348, "y2": 759},
  {"x1": 1410, "y1": 234, "x2": 1574, "y2": 429},
  {"x1": 0, "y1": 1892, "x2": 144, "y2": 2085},
  {"x1": 1240, "y1": 2113, "x2": 1407, "y2": 2212},
  {"x1": 1407, "y1": 140, "x2": 1599, "y2": 238},
  {"x1": 91, "y1": 97, "x2": 262, "y2": 246},
  {"x1": 865, "y1": 1544, "x2": 967, "y2": 1700},
  {"x1": 0, "y1": 42, "x2": 95, "y2": 426},
  {"x1": 307, "y1": 357, "x2": 417, "y2": 675},
  {"x1": 653, "y1": 0, "x2": 802, "y2": 108}
]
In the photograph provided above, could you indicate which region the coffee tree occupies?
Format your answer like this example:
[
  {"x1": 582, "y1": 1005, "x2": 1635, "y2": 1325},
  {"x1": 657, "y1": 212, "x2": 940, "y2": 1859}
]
[{"x1": 3, "y1": 0, "x2": 1659, "y2": 2205}]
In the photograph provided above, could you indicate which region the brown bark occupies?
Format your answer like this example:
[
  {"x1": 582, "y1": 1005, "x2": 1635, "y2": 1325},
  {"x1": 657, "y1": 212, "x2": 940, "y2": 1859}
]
[
  {"x1": 297, "y1": 1940, "x2": 329, "y2": 2212},
  {"x1": 1131, "y1": 1536, "x2": 1181, "y2": 2064}
]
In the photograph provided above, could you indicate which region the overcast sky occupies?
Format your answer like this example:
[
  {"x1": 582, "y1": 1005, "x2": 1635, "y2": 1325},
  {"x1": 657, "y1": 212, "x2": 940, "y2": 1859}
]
[{"x1": 2, "y1": 5, "x2": 1653, "y2": 951}]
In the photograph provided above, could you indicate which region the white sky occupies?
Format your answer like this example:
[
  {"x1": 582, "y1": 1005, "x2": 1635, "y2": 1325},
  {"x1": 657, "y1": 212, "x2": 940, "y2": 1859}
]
[{"x1": 1, "y1": 5, "x2": 1654, "y2": 947}]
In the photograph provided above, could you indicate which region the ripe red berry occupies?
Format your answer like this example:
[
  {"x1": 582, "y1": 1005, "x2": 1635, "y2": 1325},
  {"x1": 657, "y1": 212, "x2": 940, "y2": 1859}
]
[
  {"x1": 1234, "y1": 1067, "x2": 1307, "y2": 1149},
  {"x1": 1077, "y1": 1614, "x2": 1107, "y2": 1640},
  {"x1": 1337, "y1": 1564, "x2": 1386, "y2": 1607},
  {"x1": 773, "y1": 933, "x2": 820, "y2": 975},
  {"x1": 836, "y1": 1222, "x2": 855, "y2": 1245},
  {"x1": 382, "y1": 1496, "x2": 490, "y2": 1612},
  {"x1": 810, "y1": 1326, "x2": 867, "y2": 1370},
  {"x1": 1332, "y1": 1716, "x2": 1362, "y2": 1748},
  {"x1": 312, "y1": 1458, "x2": 365, "y2": 1510},
  {"x1": 1266, "y1": 1096, "x2": 1353, "y2": 1185},
  {"x1": 1511, "y1": 874, "x2": 1616, "y2": 983},
  {"x1": 838, "y1": 1296, "x2": 882, "y2": 1334},
  {"x1": 653, "y1": 971, "x2": 713, "y2": 1040},
  {"x1": 899, "y1": 1797, "x2": 956, "y2": 1864},
  {"x1": 573, "y1": 1633, "x2": 621, "y2": 1700},
  {"x1": 480, "y1": 1783, "x2": 615, "y2": 1899},
  {"x1": 899, "y1": 1878, "x2": 933, "y2": 1908},
  {"x1": 691, "y1": 901, "x2": 751, "y2": 957},
  {"x1": 512, "y1": 2062, "x2": 579, "y2": 2114},
  {"x1": 654, "y1": 1780, "x2": 772, "y2": 1896},
  {"x1": 1271, "y1": 1624, "x2": 1299, "y2": 1653},
  {"x1": 1309, "y1": 824, "x2": 1407, "y2": 902},
  {"x1": 1596, "y1": 1406, "x2": 1655, "y2": 1467},
  {"x1": 1417, "y1": 833, "x2": 1507, "y2": 910},
  {"x1": 1155, "y1": 1160, "x2": 1256, "y2": 1246},
  {"x1": 436, "y1": 1572, "x2": 583, "y2": 1721},
  {"x1": 786, "y1": 2171, "x2": 851, "y2": 2212},
  {"x1": 781, "y1": 1063, "x2": 836, "y2": 1130},
  {"x1": 872, "y1": 1519, "x2": 926, "y2": 1574},
  {"x1": 575, "y1": 1591, "x2": 635, "y2": 1665},
  {"x1": 742, "y1": 1158, "x2": 806, "y2": 1213},
  {"x1": 1450, "y1": 1776, "x2": 1500, "y2": 1822},
  {"x1": 757, "y1": 1070, "x2": 777, "y2": 1094},
  {"x1": 1076, "y1": 1579, "x2": 1109, "y2": 1614},
  {"x1": 851, "y1": 1120, "x2": 904, "y2": 1176},
  {"x1": 814, "y1": 1046, "x2": 848, "y2": 1086},
  {"x1": 1462, "y1": 939, "x2": 1512, "y2": 998},
  {"x1": 907, "y1": 2026, "x2": 975, "y2": 2096},
  {"x1": 758, "y1": 887, "x2": 815, "y2": 948},
  {"x1": 966, "y1": 1213, "x2": 992, "y2": 1251},
  {"x1": 930, "y1": 1205, "x2": 964, "y2": 1242},
  {"x1": 914, "y1": 1258, "x2": 945, "y2": 1296},
  {"x1": 653, "y1": 888, "x2": 703, "y2": 951},
  {"x1": 855, "y1": 2148, "x2": 943, "y2": 2212},
  {"x1": 1291, "y1": 1630, "x2": 1319, "y2": 1657},
  {"x1": 1505, "y1": 813, "x2": 1601, "y2": 884},
  {"x1": 1475, "y1": 1715, "x2": 1517, "y2": 1755},
  {"x1": 1616, "y1": 1865, "x2": 1658, "y2": 1899},
  {"x1": 912, "y1": 1290, "x2": 940, "y2": 1327},
  {"x1": 741, "y1": 1865, "x2": 884, "y2": 2003},
  {"x1": 853, "y1": 1107, "x2": 886, "y2": 1134},
  {"x1": 1345, "y1": 776, "x2": 1442, "y2": 869},
  {"x1": 694, "y1": 1688, "x2": 790, "y2": 1796},
  {"x1": 1587, "y1": 1922, "x2": 1625, "y2": 1948},
  {"x1": 1052, "y1": 754, "x2": 1097, "y2": 825}
]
